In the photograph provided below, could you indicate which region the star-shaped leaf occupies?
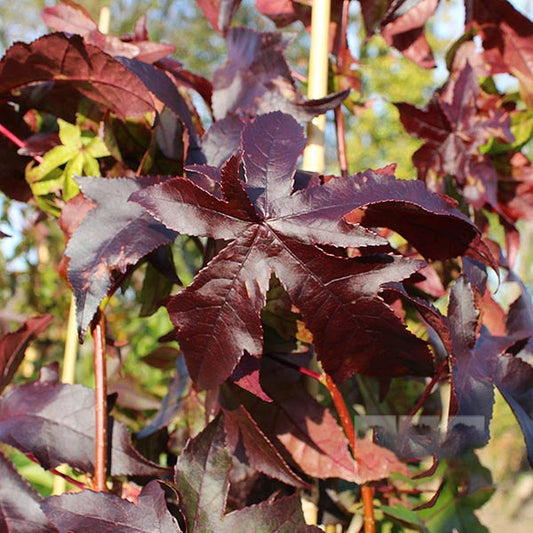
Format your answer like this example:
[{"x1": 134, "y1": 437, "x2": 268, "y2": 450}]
[
  {"x1": 174, "y1": 415, "x2": 319, "y2": 533},
  {"x1": 133, "y1": 111, "x2": 481, "y2": 389},
  {"x1": 66, "y1": 176, "x2": 177, "y2": 338}
]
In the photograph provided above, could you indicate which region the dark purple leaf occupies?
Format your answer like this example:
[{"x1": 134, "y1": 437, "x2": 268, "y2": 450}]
[
  {"x1": 0, "y1": 314, "x2": 53, "y2": 394},
  {"x1": 41, "y1": 480, "x2": 180, "y2": 533},
  {"x1": 133, "y1": 111, "x2": 482, "y2": 388},
  {"x1": 0, "y1": 33, "x2": 156, "y2": 119},
  {"x1": 397, "y1": 63, "x2": 513, "y2": 211},
  {"x1": 0, "y1": 452, "x2": 58, "y2": 533},
  {"x1": 116, "y1": 58, "x2": 203, "y2": 164},
  {"x1": 493, "y1": 354, "x2": 533, "y2": 465},
  {"x1": 174, "y1": 415, "x2": 318, "y2": 532},
  {"x1": 66, "y1": 176, "x2": 177, "y2": 339},
  {"x1": 212, "y1": 27, "x2": 349, "y2": 121},
  {"x1": 41, "y1": 2, "x2": 175, "y2": 64},
  {"x1": 223, "y1": 402, "x2": 308, "y2": 487},
  {"x1": 202, "y1": 115, "x2": 244, "y2": 167},
  {"x1": 445, "y1": 276, "x2": 533, "y2": 459},
  {"x1": 0, "y1": 364, "x2": 170, "y2": 477}
]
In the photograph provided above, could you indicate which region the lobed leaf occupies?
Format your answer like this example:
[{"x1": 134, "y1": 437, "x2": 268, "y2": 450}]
[
  {"x1": 174, "y1": 415, "x2": 318, "y2": 532},
  {"x1": 0, "y1": 314, "x2": 52, "y2": 394},
  {"x1": 0, "y1": 452, "x2": 57, "y2": 533},
  {"x1": 0, "y1": 364, "x2": 170, "y2": 477},
  {"x1": 66, "y1": 176, "x2": 177, "y2": 339},
  {"x1": 41, "y1": 480, "x2": 180, "y2": 533},
  {"x1": 0, "y1": 33, "x2": 156, "y2": 119},
  {"x1": 134, "y1": 111, "x2": 483, "y2": 389}
]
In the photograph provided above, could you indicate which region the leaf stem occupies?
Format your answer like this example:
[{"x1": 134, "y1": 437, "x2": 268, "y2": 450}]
[
  {"x1": 24, "y1": 453, "x2": 87, "y2": 491},
  {"x1": 406, "y1": 360, "x2": 447, "y2": 420},
  {"x1": 0, "y1": 122, "x2": 43, "y2": 163},
  {"x1": 266, "y1": 352, "x2": 322, "y2": 381},
  {"x1": 320, "y1": 372, "x2": 375, "y2": 533},
  {"x1": 92, "y1": 310, "x2": 108, "y2": 492}
]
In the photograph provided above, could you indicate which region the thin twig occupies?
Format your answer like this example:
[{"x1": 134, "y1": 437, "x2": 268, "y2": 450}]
[
  {"x1": 320, "y1": 372, "x2": 375, "y2": 533},
  {"x1": 0, "y1": 122, "x2": 43, "y2": 163},
  {"x1": 92, "y1": 310, "x2": 108, "y2": 492},
  {"x1": 335, "y1": 107, "x2": 349, "y2": 177}
]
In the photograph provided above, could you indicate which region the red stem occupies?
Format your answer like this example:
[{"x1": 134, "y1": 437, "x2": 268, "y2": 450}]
[
  {"x1": 92, "y1": 310, "x2": 108, "y2": 492},
  {"x1": 0, "y1": 122, "x2": 43, "y2": 163},
  {"x1": 333, "y1": 0, "x2": 350, "y2": 177},
  {"x1": 320, "y1": 372, "x2": 375, "y2": 533},
  {"x1": 320, "y1": 372, "x2": 356, "y2": 453},
  {"x1": 335, "y1": 107, "x2": 348, "y2": 177},
  {"x1": 24, "y1": 454, "x2": 87, "y2": 491},
  {"x1": 407, "y1": 360, "x2": 448, "y2": 420},
  {"x1": 266, "y1": 352, "x2": 323, "y2": 381}
]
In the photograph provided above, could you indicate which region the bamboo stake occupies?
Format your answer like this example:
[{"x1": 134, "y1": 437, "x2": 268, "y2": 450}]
[
  {"x1": 92, "y1": 310, "x2": 108, "y2": 492},
  {"x1": 301, "y1": 1, "x2": 331, "y2": 526},
  {"x1": 52, "y1": 297, "x2": 79, "y2": 494},
  {"x1": 302, "y1": 0, "x2": 331, "y2": 174}
]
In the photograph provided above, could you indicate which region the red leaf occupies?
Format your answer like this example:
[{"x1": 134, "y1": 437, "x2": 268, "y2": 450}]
[
  {"x1": 0, "y1": 452, "x2": 58, "y2": 533},
  {"x1": 41, "y1": 481, "x2": 180, "y2": 533},
  {"x1": 196, "y1": 0, "x2": 242, "y2": 35},
  {"x1": 0, "y1": 364, "x2": 170, "y2": 477},
  {"x1": 0, "y1": 314, "x2": 52, "y2": 394},
  {"x1": 133, "y1": 111, "x2": 482, "y2": 388},
  {"x1": 174, "y1": 416, "x2": 318, "y2": 532},
  {"x1": 0, "y1": 33, "x2": 156, "y2": 119},
  {"x1": 466, "y1": 0, "x2": 533, "y2": 87}
]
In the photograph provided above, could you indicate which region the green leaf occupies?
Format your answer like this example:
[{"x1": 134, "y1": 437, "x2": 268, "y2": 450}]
[
  {"x1": 63, "y1": 153, "x2": 83, "y2": 200},
  {"x1": 58, "y1": 118, "x2": 82, "y2": 148},
  {"x1": 416, "y1": 454, "x2": 494, "y2": 533},
  {"x1": 381, "y1": 505, "x2": 428, "y2": 532}
]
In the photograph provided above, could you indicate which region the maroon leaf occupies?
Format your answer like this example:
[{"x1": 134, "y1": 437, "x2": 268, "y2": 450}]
[
  {"x1": 41, "y1": 1, "x2": 175, "y2": 63},
  {"x1": 116, "y1": 58, "x2": 203, "y2": 163},
  {"x1": 0, "y1": 452, "x2": 58, "y2": 533},
  {"x1": 233, "y1": 355, "x2": 408, "y2": 483},
  {"x1": 255, "y1": 0, "x2": 312, "y2": 27},
  {"x1": 174, "y1": 415, "x2": 318, "y2": 532},
  {"x1": 41, "y1": 480, "x2": 180, "y2": 533},
  {"x1": 0, "y1": 314, "x2": 53, "y2": 394},
  {"x1": 380, "y1": 0, "x2": 438, "y2": 68},
  {"x1": 0, "y1": 364, "x2": 170, "y2": 477},
  {"x1": 0, "y1": 102, "x2": 34, "y2": 202},
  {"x1": 465, "y1": 0, "x2": 533, "y2": 88},
  {"x1": 223, "y1": 402, "x2": 308, "y2": 487},
  {"x1": 212, "y1": 27, "x2": 349, "y2": 121},
  {"x1": 397, "y1": 63, "x2": 513, "y2": 210},
  {"x1": 446, "y1": 276, "x2": 533, "y2": 459},
  {"x1": 197, "y1": 0, "x2": 242, "y2": 35},
  {"x1": 133, "y1": 111, "x2": 483, "y2": 388},
  {"x1": 0, "y1": 33, "x2": 156, "y2": 119},
  {"x1": 359, "y1": 0, "x2": 437, "y2": 67},
  {"x1": 66, "y1": 176, "x2": 177, "y2": 339}
]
